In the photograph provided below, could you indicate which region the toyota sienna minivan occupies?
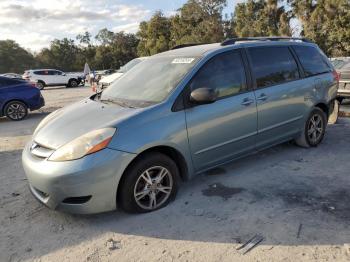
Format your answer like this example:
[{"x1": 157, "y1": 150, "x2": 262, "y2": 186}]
[{"x1": 22, "y1": 37, "x2": 338, "y2": 214}]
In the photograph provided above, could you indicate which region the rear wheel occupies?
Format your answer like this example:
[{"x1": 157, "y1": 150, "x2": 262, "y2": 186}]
[
  {"x1": 118, "y1": 153, "x2": 179, "y2": 213},
  {"x1": 36, "y1": 81, "x2": 45, "y2": 90},
  {"x1": 69, "y1": 79, "x2": 78, "y2": 87},
  {"x1": 295, "y1": 108, "x2": 327, "y2": 148},
  {"x1": 4, "y1": 101, "x2": 28, "y2": 121}
]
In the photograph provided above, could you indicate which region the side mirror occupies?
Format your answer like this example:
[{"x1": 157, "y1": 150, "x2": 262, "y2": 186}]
[{"x1": 190, "y1": 87, "x2": 218, "y2": 104}]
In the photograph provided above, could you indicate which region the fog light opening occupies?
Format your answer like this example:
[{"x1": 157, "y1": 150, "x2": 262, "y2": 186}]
[{"x1": 62, "y1": 196, "x2": 92, "y2": 204}]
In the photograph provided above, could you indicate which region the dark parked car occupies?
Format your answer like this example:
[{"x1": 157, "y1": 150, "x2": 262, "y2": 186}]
[{"x1": 0, "y1": 76, "x2": 45, "y2": 121}]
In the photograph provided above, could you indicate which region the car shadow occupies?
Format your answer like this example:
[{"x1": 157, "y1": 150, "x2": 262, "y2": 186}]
[
  {"x1": 1, "y1": 118, "x2": 350, "y2": 261},
  {"x1": 41, "y1": 85, "x2": 87, "y2": 91}
]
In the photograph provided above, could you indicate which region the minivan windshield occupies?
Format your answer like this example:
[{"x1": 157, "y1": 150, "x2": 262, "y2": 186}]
[
  {"x1": 118, "y1": 58, "x2": 142, "y2": 73},
  {"x1": 101, "y1": 56, "x2": 199, "y2": 107}
]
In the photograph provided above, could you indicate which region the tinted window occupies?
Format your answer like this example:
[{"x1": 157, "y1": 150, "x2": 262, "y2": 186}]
[
  {"x1": 293, "y1": 45, "x2": 331, "y2": 76},
  {"x1": 34, "y1": 70, "x2": 49, "y2": 75},
  {"x1": 248, "y1": 46, "x2": 300, "y2": 88},
  {"x1": 50, "y1": 70, "x2": 62, "y2": 75},
  {"x1": 190, "y1": 51, "x2": 247, "y2": 98}
]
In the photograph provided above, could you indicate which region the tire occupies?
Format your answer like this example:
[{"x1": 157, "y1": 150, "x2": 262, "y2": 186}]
[
  {"x1": 295, "y1": 107, "x2": 327, "y2": 148},
  {"x1": 4, "y1": 101, "x2": 28, "y2": 121},
  {"x1": 69, "y1": 79, "x2": 78, "y2": 88},
  {"x1": 328, "y1": 100, "x2": 339, "y2": 125},
  {"x1": 118, "y1": 153, "x2": 180, "y2": 213},
  {"x1": 36, "y1": 81, "x2": 45, "y2": 90}
]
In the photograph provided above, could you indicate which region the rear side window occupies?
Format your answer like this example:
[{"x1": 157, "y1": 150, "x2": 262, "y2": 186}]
[
  {"x1": 190, "y1": 51, "x2": 247, "y2": 98},
  {"x1": 34, "y1": 70, "x2": 49, "y2": 75},
  {"x1": 293, "y1": 45, "x2": 331, "y2": 76},
  {"x1": 248, "y1": 46, "x2": 300, "y2": 88}
]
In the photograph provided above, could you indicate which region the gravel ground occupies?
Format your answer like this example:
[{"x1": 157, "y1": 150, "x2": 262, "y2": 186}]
[{"x1": 1, "y1": 86, "x2": 350, "y2": 262}]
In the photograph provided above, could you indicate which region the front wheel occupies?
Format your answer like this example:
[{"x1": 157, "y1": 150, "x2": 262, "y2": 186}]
[
  {"x1": 36, "y1": 81, "x2": 45, "y2": 90},
  {"x1": 4, "y1": 101, "x2": 28, "y2": 121},
  {"x1": 295, "y1": 108, "x2": 327, "y2": 148},
  {"x1": 118, "y1": 153, "x2": 179, "y2": 213}
]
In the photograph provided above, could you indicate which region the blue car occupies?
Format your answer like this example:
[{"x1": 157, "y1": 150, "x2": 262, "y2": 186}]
[{"x1": 0, "y1": 76, "x2": 45, "y2": 121}]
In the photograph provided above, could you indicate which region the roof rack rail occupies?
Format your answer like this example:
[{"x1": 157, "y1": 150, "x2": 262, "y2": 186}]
[
  {"x1": 221, "y1": 37, "x2": 313, "y2": 46},
  {"x1": 171, "y1": 43, "x2": 208, "y2": 50}
]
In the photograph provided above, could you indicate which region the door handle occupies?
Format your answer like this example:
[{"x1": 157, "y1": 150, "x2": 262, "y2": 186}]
[
  {"x1": 257, "y1": 94, "x2": 268, "y2": 101},
  {"x1": 241, "y1": 98, "x2": 254, "y2": 106}
]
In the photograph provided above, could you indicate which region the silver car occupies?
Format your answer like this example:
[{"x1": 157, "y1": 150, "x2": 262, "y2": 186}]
[{"x1": 22, "y1": 37, "x2": 338, "y2": 214}]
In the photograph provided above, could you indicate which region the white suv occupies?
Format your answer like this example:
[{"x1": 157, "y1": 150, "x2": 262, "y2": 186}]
[{"x1": 22, "y1": 69, "x2": 83, "y2": 90}]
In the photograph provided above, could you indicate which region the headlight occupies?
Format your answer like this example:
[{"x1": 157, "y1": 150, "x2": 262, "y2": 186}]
[
  {"x1": 48, "y1": 128, "x2": 116, "y2": 162},
  {"x1": 33, "y1": 109, "x2": 62, "y2": 135}
]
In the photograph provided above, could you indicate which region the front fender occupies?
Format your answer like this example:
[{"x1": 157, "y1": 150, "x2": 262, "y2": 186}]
[{"x1": 108, "y1": 104, "x2": 195, "y2": 178}]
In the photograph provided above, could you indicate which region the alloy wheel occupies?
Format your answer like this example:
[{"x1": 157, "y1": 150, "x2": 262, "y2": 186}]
[
  {"x1": 70, "y1": 80, "x2": 78, "y2": 87},
  {"x1": 37, "y1": 82, "x2": 44, "y2": 90},
  {"x1": 307, "y1": 114, "x2": 324, "y2": 144},
  {"x1": 133, "y1": 166, "x2": 173, "y2": 210},
  {"x1": 6, "y1": 103, "x2": 27, "y2": 120}
]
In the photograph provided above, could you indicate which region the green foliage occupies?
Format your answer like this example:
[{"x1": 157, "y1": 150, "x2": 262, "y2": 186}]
[
  {"x1": 76, "y1": 31, "x2": 92, "y2": 45},
  {"x1": 137, "y1": 11, "x2": 171, "y2": 56},
  {"x1": 233, "y1": 0, "x2": 292, "y2": 37},
  {"x1": 0, "y1": 40, "x2": 36, "y2": 73},
  {"x1": 289, "y1": 0, "x2": 350, "y2": 56},
  {"x1": 170, "y1": 0, "x2": 227, "y2": 46},
  {"x1": 36, "y1": 38, "x2": 80, "y2": 71}
]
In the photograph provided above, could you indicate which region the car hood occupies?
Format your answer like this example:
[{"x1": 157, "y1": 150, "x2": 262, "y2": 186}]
[
  {"x1": 100, "y1": 72, "x2": 123, "y2": 84},
  {"x1": 34, "y1": 98, "x2": 142, "y2": 149}
]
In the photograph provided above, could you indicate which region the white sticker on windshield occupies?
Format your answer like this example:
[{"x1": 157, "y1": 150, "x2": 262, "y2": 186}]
[{"x1": 172, "y1": 58, "x2": 195, "y2": 64}]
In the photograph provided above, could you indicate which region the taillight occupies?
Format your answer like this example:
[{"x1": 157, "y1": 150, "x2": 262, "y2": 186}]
[
  {"x1": 333, "y1": 70, "x2": 340, "y2": 83},
  {"x1": 29, "y1": 82, "x2": 37, "y2": 88}
]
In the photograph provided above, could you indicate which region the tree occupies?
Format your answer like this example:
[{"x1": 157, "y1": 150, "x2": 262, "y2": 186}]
[
  {"x1": 76, "y1": 31, "x2": 92, "y2": 46},
  {"x1": 137, "y1": 11, "x2": 172, "y2": 56},
  {"x1": 289, "y1": 0, "x2": 350, "y2": 56},
  {"x1": 170, "y1": 0, "x2": 227, "y2": 46},
  {"x1": 232, "y1": 0, "x2": 292, "y2": 37},
  {"x1": 0, "y1": 40, "x2": 36, "y2": 73},
  {"x1": 36, "y1": 38, "x2": 81, "y2": 71},
  {"x1": 94, "y1": 31, "x2": 139, "y2": 69},
  {"x1": 95, "y1": 28, "x2": 115, "y2": 46}
]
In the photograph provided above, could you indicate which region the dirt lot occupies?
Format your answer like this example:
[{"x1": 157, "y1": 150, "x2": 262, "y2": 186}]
[{"x1": 1, "y1": 86, "x2": 350, "y2": 262}]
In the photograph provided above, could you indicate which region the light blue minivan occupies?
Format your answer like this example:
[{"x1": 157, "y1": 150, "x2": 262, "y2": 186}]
[{"x1": 22, "y1": 37, "x2": 338, "y2": 214}]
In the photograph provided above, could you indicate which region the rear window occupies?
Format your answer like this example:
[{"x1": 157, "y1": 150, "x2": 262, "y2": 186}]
[
  {"x1": 248, "y1": 46, "x2": 300, "y2": 88},
  {"x1": 293, "y1": 45, "x2": 331, "y2": 76}
]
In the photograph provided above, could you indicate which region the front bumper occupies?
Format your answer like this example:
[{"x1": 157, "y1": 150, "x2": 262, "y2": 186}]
[{"x1": 22, "y1": 143, "x2": 135, "y2": 214}]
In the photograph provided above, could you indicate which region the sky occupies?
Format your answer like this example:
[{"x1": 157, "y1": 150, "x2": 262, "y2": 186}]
[{"x1": 0, "y1": 0, "x2": 246, "y2": 52}]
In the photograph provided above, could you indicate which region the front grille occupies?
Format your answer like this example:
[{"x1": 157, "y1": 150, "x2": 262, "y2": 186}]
[{"x1": 30, "y1": 142, "x2": 55, "y2": 159}]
